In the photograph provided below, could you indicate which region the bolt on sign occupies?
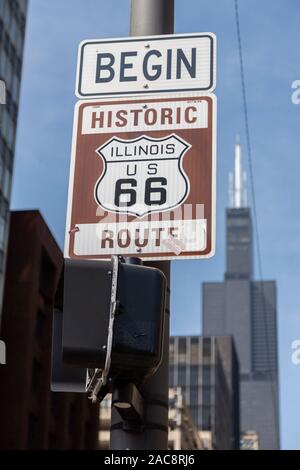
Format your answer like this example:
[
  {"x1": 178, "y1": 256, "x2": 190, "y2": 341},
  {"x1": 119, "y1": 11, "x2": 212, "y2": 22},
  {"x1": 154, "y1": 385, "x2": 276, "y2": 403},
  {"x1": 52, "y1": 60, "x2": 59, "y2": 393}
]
[
  {"x1": 65, "y1": 93, "x2": 216, "y2": 261},
  {"x1": 76, "y1": 33, "x2": 216, "y2": 98}
]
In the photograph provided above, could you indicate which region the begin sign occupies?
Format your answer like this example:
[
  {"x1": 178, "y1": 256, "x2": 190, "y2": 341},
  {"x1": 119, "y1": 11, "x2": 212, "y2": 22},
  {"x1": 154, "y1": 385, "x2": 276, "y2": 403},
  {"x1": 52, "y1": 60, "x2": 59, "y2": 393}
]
[
  {"x1": 65, "y1": 94, "x2": 216, "y2": 261},
  {"x1": 76, "y1": 33, "x2": 216, "y2": 98}
]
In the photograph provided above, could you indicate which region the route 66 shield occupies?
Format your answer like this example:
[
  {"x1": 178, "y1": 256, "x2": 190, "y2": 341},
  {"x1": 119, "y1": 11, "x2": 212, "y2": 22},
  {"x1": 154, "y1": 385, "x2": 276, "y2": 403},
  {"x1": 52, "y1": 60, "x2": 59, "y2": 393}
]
[{"x1": 94, "y1": 134, "x2": 191, "y2": 217}]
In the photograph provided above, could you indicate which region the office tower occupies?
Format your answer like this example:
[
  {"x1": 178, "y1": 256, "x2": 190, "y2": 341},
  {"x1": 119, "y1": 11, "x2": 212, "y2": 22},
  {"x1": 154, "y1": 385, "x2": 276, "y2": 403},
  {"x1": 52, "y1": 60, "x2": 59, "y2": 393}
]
[
  {"x1": 0, "y1": 211, "x2": 99, "y2": 449},
  {"x1": 0, "y1": 1, "x2": 28, "y2": 312},
  {"x1": 168, "y1": 387, "x2": 205, "y2": 450},
  {"x1": 203, "y1": 142, "x2": 279, "y2": 449},
  {"x1": 169, "y1": 335, "x2": 240, "y2": 450}
]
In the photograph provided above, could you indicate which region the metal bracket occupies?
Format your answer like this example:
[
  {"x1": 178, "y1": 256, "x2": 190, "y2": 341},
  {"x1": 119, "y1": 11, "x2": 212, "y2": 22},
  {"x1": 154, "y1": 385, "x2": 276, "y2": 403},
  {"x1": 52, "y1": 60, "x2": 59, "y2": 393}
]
[
  {"x1": 86, "y1": 255, "x2": 120, "y2": 402},
  {"x1": 112, "y1": 382, "x2": 145, "y2": 433}
]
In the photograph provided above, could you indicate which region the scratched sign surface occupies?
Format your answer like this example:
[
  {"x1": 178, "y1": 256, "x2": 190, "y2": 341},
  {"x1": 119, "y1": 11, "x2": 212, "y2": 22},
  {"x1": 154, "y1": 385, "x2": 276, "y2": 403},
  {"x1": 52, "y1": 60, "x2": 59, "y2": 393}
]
[{"x1": 65, "y1": 93, "x2": 216, "y2": 261}]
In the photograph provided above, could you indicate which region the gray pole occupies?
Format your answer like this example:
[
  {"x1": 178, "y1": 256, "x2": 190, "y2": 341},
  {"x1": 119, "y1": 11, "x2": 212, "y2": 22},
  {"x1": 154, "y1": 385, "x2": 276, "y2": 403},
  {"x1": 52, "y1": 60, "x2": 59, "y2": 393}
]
[
  {"x1": 110, "y1": 0, "x2": 174, "y2": 450},
  {"x1": 130, "y1": 0, "x2": 174, "y2": 36}
]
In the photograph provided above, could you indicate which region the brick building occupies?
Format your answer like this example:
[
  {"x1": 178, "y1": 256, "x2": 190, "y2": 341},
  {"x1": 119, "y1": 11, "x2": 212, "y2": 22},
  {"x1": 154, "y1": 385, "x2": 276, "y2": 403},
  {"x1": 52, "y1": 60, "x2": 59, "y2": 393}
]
[{"x1": 0, "y1": 210, "x2": 99, "y2": 449}]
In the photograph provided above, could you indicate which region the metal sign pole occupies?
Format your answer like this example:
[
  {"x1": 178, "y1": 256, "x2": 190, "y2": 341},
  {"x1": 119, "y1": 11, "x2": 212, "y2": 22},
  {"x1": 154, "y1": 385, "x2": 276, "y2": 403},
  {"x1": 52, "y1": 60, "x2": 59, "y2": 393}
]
[
  {"x1": 109, "y1": 0, "x2": 174, "y2": 450},
  {"x1": 129, "y1": 0, "x2": 174, "y2": 36}
]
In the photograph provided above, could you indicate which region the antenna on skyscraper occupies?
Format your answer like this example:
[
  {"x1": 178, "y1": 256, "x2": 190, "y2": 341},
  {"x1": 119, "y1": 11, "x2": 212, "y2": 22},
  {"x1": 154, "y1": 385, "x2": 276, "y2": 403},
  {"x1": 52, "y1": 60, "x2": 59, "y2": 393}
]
[
  {"x1": 228, "y1": 172, "x2": 234, "y2": 207},
  {"x1": 229, "y1": 135, "x2": 247, "y2": 208},
  {"x1": 243, "y1": 171, "x2": 247, "y2": 207}
]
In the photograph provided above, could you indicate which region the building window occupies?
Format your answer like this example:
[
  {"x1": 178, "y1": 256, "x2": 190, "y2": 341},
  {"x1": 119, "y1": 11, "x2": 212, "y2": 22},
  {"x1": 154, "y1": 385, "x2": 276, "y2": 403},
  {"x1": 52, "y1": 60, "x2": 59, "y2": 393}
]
[
  {"x1": 203, "y1": 337, "x2": 211, "y2": 358},
  {"x1": 178, "y1": 337, "x2": 187, "y2": 364},
  {"x1": 202, "y1": 386, "x2": 211, "y2": 406},
  {"x1": 202, "y1": 365, "x2": 211, "y2": 385},
  {"x1": 10, "y1": 16, "x2": 17, "y2": 44},
  {"x1": 202, "y1": 405, "x2": 211, "y2": 430},
  {"x1": 190, "y1": 387, "x2": 198, "y2": 406},
  {"x1": 178, "y1": 365, "x2": 186, "y2": 385},
  {"x1": 190, "y1": 337, "x2": 199, "y2": 364},
  {"x1": 11, "y1": 73, "x2": 19, "y2": 101},
  {"x1": 1, "y1": 107, "x2": 8, "y2": 136},
  {"x1": 178, "y1": 337, "x2": 186, "y2": 354},
  {"x1": 1, "y1": 196, "x2": 9, "y2": 220},
  {"x1": 190, "y1": 365, "x2": 199, "y2": 386},
  {"x1": 2, "y1": 165, "x2": 11, "y2": 198},
  {"x1": 3, "y1": 7, "x2": 11, "y2": 31}
]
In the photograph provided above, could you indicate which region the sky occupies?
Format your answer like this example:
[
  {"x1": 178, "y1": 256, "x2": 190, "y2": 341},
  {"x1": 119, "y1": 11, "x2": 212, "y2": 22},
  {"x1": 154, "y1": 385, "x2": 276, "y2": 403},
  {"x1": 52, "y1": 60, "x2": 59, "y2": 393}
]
[{"x1": 11, "y1": 0, "x2": 300, "y2": 449}]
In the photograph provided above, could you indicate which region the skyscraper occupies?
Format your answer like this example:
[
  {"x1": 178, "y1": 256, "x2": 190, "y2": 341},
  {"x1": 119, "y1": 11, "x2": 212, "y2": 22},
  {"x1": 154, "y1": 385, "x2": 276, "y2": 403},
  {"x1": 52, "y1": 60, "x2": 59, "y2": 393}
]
[
  {"x1": 169, "y1": 335, "x2": 240, "y2": 450},
  {"x1": 0, "y1": 0, "x2": 28, "y2": 312},
  {"x1": 0, "y1": 210, "x2": 99, "y2": 449},
  {"x1": 203, "y1": 142, "x2": 280, "y2": 449}
]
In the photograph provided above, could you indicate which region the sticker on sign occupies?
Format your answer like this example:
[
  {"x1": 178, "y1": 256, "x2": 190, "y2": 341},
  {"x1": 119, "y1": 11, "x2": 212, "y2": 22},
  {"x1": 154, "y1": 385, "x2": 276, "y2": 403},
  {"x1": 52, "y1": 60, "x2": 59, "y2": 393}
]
[
  {"x1": 65, "y1": 93, "x2": 216, "y2": 261},
  {"x1": 76, "y1": 33, "x2": 216, "y2": 98}
]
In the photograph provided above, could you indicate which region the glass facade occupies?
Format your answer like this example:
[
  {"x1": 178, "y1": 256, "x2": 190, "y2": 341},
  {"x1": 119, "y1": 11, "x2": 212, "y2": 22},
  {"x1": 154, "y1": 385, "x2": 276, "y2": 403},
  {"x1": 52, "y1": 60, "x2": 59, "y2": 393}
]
[
  {"x1": 0, "y1": 0, "x2": 27, "y2": 309},
  {"x1": 226, "y1": 208, "x2": 253, "y2": 280},
  {"x1": 169, "y1": 335, "x2": 239, "y2": 449}
]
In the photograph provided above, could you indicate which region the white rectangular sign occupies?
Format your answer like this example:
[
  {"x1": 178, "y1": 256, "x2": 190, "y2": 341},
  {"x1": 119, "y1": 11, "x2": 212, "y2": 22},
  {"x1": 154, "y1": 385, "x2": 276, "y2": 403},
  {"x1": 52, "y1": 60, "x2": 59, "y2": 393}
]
[
  {"x1": 81, "y1": 99, "x2": 208, "y2": 134},
  {"x1": 76, "y1": 33, "x2": 216, "y2": 98},
  {"x1": 72, "y1": 219, "x2": 207, "y2": 257}
]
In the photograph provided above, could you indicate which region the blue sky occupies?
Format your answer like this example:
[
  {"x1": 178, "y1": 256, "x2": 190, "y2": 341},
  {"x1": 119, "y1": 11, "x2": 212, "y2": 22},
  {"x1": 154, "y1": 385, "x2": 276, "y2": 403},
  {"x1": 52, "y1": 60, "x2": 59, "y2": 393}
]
[{"x1": 11, "y1": 0, "x2": 300, "y2": 449}]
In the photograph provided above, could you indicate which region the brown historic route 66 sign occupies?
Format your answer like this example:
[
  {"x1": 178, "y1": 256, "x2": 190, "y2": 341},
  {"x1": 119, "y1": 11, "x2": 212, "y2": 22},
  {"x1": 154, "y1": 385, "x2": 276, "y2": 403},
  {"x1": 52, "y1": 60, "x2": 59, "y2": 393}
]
[{"x1": 64, "y1": 93, "x2": 216, "y2": 261}]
